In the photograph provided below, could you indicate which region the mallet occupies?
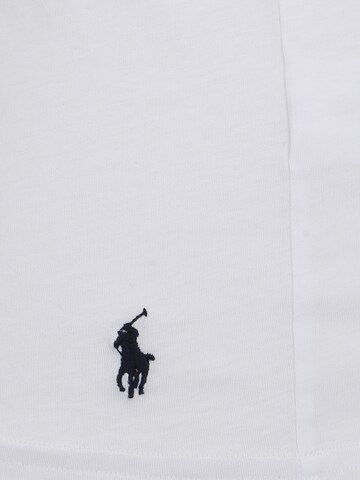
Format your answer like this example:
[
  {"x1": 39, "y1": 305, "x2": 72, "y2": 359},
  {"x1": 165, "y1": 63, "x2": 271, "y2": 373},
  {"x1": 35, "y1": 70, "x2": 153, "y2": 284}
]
[
  {"x1": 129, "y1": 308, "x2": 148, "y2": 326},
  {"x1": 115, "y1": 308, "x2": 148, "y2": 356}
]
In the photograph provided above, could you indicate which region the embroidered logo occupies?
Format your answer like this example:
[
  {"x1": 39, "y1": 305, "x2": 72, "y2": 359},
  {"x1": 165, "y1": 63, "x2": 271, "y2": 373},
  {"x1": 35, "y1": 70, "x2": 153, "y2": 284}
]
[{"x1": 113, "y1": 308, "x2": 155, "y2": 399}]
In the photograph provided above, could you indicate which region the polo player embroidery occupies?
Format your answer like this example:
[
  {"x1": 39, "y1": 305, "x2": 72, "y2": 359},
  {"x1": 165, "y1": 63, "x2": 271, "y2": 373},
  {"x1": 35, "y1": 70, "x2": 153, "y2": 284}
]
[{"x1": 113, "y1": 308, "x2": 155, "y2": 399}]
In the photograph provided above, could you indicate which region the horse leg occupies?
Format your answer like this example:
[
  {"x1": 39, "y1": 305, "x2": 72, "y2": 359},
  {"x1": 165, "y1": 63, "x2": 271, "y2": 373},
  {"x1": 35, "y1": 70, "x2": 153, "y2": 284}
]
[
  {"x1": 116, "y1": 366, "x2": 126, "y2": 392},
  {"x1": 138, "y1": 366, "x2": 149, "y2": 395},
  {"x1": 128, "y1": 369, "x2": 136, "y2": 399},
  {"x1": 133, "y1": 370, "x2": 140, "y2": 389}
]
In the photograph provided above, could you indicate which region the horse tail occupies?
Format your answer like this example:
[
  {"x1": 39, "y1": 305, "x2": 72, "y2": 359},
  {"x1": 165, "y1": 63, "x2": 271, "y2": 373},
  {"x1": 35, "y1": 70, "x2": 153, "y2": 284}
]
[{"x1": 146, "y1": 353, "x2": 155, "y2": 361}]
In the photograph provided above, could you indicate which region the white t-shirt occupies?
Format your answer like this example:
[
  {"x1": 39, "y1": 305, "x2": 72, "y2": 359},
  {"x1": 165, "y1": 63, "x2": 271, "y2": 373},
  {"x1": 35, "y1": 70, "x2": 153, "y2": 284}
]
[{"x1": 1, "y1": 1, "x2": 360, "y2": 478}]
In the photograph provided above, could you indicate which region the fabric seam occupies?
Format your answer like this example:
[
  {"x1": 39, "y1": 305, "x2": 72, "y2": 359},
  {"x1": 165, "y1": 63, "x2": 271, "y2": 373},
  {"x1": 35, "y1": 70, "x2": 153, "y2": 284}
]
[
  {"x1": 276, "y1": 0, "x2": 300, "y2": 467},
  {"x1": 0, "y1": 458, "x2": 300, "y2": 480}
]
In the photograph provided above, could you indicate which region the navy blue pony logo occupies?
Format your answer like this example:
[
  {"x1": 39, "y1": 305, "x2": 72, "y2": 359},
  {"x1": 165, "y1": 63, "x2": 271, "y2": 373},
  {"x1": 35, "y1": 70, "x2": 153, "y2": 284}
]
[{"x1": 113, "y1": 308, "x2": 155, "y2": 399}]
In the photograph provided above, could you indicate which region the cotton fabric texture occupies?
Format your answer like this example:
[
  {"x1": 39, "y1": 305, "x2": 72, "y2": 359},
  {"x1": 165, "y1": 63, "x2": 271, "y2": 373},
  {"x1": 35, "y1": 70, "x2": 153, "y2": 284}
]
[{"x1": 1, "y1": 1, "x2": 360, "y2": 479}]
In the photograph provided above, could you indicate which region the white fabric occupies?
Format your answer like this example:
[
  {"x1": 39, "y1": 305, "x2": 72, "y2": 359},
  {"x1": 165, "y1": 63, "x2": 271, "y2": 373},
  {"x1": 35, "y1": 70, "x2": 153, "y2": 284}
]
[
  {"x1": 279, "y1": 0, "x2": 360, "y2": 476},
  {"x1": 0, "y1": 1, "x2": 359, "y2": 479}
]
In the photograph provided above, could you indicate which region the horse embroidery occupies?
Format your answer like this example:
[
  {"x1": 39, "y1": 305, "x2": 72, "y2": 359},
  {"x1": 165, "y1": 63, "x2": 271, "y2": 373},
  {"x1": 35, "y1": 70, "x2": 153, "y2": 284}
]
[{"x1": 113, "y1": 308, "x2": 155, "y2": 399}]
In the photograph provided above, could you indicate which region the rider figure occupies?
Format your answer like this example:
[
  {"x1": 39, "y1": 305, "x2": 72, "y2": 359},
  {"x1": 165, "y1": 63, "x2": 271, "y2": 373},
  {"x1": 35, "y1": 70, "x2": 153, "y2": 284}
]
[
  {"x1": 113, "y1": 323, "x2": 140, "y2": 365},
  {"x1": 113, "y1": 309, "x2": 153, "y2": 398}
]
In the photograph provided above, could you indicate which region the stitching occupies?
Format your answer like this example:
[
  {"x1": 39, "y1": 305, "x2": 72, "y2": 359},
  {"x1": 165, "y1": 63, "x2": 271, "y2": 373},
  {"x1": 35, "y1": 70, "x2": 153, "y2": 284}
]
[
  {"x1": 2, "y1": 436, "x2": 360, "y2": 460},
  {"x1": 276, "y1": 0, "x2": 300, "y2": 463},
  {"x1": 0, "y1": 459, "x2": 233, "y2": 480},
  {"x1": 0, "y1": 437, "x2": 297, "y2": 460},
  {"x1": 0, "y1": 459, "x2": 300, "y2": 480},
  {"x1": 302, "y1": 441, "x2": 360, "y2": 456},
  {"x1": 321, "y1": 466, "x2": 360, "y2": 478}
]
